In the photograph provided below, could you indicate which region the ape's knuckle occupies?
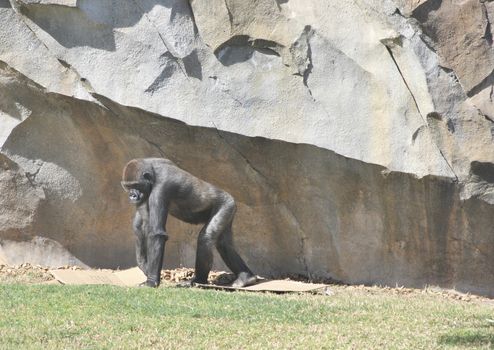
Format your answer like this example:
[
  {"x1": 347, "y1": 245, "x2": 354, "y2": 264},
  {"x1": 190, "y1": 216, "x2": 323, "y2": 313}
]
[
  {"x1": 223, "y1": 195, "x2": 236, "y2": 213},
  {"x1": 225, "y1": 193, "x2": 235, "y2": 205}
]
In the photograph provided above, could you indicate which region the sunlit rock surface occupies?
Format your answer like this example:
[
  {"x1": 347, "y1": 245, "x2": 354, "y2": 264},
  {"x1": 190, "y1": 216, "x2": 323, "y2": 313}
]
[{"x1": 0, "y1": 0, "x2": 493, "y2": 295}]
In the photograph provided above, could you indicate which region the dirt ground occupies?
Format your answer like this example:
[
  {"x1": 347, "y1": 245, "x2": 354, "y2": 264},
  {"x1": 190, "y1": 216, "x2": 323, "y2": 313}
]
[
  {"x1": 0, "y1": 263, "x2": 233, "y2": 285},
  {"x1": 0, "y1": 263, "x2": 491, "y2": 303}
]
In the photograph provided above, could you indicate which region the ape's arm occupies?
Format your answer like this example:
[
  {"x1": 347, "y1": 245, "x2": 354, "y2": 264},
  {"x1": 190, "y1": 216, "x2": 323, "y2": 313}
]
[
  {"x1": 143, "y1": 184, "x2": 169, "y2": 287},
  {"x1": 132, "y1": 212, "x2": 147, "y2": 275},
  {"x1": 148, "y1": 184, "x2": 169, "y2": 239}
]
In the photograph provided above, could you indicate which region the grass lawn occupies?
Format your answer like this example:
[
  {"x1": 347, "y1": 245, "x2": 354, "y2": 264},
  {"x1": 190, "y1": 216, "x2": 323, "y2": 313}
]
[{"x1": 1, "y1": 281, "x2": 494, "y2": 349}]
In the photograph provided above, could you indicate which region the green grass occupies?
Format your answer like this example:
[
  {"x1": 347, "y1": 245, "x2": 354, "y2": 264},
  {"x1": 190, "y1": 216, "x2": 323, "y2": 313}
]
[{"x1": 0, "y1": 284, "x2": 493, "y2": 349}]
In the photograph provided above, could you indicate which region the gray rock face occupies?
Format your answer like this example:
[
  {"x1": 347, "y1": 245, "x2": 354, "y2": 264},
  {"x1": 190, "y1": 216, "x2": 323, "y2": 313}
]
[
  {"x1": 0, "y1": 237, "x2": 88, "y2": 267},
  {"x1": 0, "y1": 0, "x2": 493, "y2": 295}
]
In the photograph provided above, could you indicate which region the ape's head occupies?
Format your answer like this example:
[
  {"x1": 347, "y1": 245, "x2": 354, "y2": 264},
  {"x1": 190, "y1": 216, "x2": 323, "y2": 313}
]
[{"x1": 121, "y1": 159, "x2": 154, "y2": 205}]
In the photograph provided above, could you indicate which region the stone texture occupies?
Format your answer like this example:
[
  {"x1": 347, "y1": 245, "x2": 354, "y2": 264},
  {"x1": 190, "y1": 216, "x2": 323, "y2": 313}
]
[
  {"x1": 2, "y1": 0, "x2": 457, "y2": 176},
  {"x1": 0, "y1": 0, "x2": 493, "y2": 295},
  {"x1": 0, "y1": 150, "x2": 45, "y2": 241},
  {"x1": 0, "y1": 237, "x2": 88, "y2": 267},
  {"x1": 409, "y1": 0, "x2": 493, "y2": 94}
]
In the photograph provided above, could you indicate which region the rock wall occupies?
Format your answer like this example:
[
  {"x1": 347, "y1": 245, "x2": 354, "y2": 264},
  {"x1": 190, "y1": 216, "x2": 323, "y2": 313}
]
[{"x1": 0, "y1": 0, "x2": 493, "y2": 295}]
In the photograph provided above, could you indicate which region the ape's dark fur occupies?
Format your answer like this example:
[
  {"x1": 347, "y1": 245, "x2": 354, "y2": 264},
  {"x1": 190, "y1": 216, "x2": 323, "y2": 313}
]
[{"x1": 121, "y1": 158, "x2": 256, "y2": 288}]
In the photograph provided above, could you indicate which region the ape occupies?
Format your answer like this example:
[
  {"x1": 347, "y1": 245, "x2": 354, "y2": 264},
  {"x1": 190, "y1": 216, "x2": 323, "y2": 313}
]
[{"x1": 121, "y1": 158, "x2": 256, "y2": 288}]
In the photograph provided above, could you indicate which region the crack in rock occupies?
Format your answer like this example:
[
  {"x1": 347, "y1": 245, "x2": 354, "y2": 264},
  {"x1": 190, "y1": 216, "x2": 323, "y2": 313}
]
[
  {"x1": 411, "y1": 125, "x2": 427, "y2": 144},
  {"x1": 481, "y1": 1, "x2": 493, "y2": 46},
  {"x1": 290, "y1": 25, "x2": 314, "y2": 96},
  {"x1": 131, "y1": 0, "x2": 174, "y2": 57},
  {"x1": 466, "y1": 68, "x2": 494, "y2": 98},
  {"x1": 383, "y1": 41, "x2": 459, "y2": 181},
  {"x1": 211, "y1": 124, "x2": 311, "y2": 277},
  {"x1": 278, "y1": 204, "x2": 311, "y2": 278},
  {"x1": 7, "y1": 4, "x2": 97, "y2": 99},
  {"x1": 9, "y1": 1, "x2": 52, "y2": 53},
  {"x1": 24, "y1": 164, "x2": 41, "y2": 186},
  {"x1": 144, "y1": 138, "x2": 165, "y2": 157},
  {"x1": 484, "y1": 113, "x2": 494, "y2": 124},
  {"x1": 223, "y1": 0, "x2": 234, "y2": 33},
  {"x1": 131, "y1": 0, "x2": 188, "y2": 78},
  {"x1": 211, "y1": 122, "x2": 274, "y2": 188},
  {"x1": 383, "y1": 40, "x2": 425, "y2": 118},
  {"x1": 56, "y1": 58, "x2": 95, "y2": 94}
]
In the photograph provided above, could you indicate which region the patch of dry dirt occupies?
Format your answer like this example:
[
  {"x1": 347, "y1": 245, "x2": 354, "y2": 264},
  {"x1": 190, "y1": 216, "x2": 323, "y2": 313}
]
[
  {"x1": 0, "y1": 263, "x2": 491, "y2": 303},
  {"x1": 0, "y1": 263, "x2": 234, "y2": 285}
]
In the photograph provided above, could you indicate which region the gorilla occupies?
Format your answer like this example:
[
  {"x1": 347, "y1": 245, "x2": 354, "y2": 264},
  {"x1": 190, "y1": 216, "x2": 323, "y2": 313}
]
[{"x1": 121, "y1": 158, "x2": 256, "y2": 288}]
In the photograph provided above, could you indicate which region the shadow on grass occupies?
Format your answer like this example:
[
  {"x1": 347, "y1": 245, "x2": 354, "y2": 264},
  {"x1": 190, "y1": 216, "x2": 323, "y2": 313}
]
[{"x1": 439, "y1": 332, "x2": 494, "y2": 347}]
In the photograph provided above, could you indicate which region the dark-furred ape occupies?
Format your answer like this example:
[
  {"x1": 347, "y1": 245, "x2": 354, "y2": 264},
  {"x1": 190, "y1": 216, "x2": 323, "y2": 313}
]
[{"x1": 121, "y1": 158, "x2": 256, "y2": 288}]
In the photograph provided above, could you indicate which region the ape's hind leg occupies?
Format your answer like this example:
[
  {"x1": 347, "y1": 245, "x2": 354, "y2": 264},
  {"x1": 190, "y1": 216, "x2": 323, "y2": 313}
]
[
  {"x1": 193, "y1": 197, "x2": 237, "y2": 285},
  {"x1": 193, "y1": 224, "x2": 214, "y2": 284},
  {"x1": 216, "y1": 226, "x2": 257, "y2": 288}
]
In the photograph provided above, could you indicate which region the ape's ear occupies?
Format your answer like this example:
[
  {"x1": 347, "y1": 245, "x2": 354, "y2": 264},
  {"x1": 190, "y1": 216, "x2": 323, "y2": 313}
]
[{"x1": 121, "y1": 181, "x2": 129, "y2": 192}]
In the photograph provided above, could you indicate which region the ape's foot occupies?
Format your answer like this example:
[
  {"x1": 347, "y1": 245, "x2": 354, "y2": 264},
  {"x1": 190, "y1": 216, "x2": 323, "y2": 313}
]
[
  {"x1": 231, "y1": 272, "x2": 257, "y2": 288},
  {"x1": 139, "y1": 279, "x2": 159, "y2": 288}
]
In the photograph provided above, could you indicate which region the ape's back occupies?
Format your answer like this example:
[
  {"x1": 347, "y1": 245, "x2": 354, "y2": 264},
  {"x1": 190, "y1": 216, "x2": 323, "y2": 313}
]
[{"x1": 146, "y1": 158, "x2": 232, "y2": 224}]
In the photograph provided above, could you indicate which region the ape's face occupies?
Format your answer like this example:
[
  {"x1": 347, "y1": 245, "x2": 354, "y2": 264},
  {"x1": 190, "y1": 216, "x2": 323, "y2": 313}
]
[
  {"x1": 121, "y1": 181, "x2": 151, "y2": 205},
  {"x1": 128, "y1": 188, "x2": 144, "y2": 204}
]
